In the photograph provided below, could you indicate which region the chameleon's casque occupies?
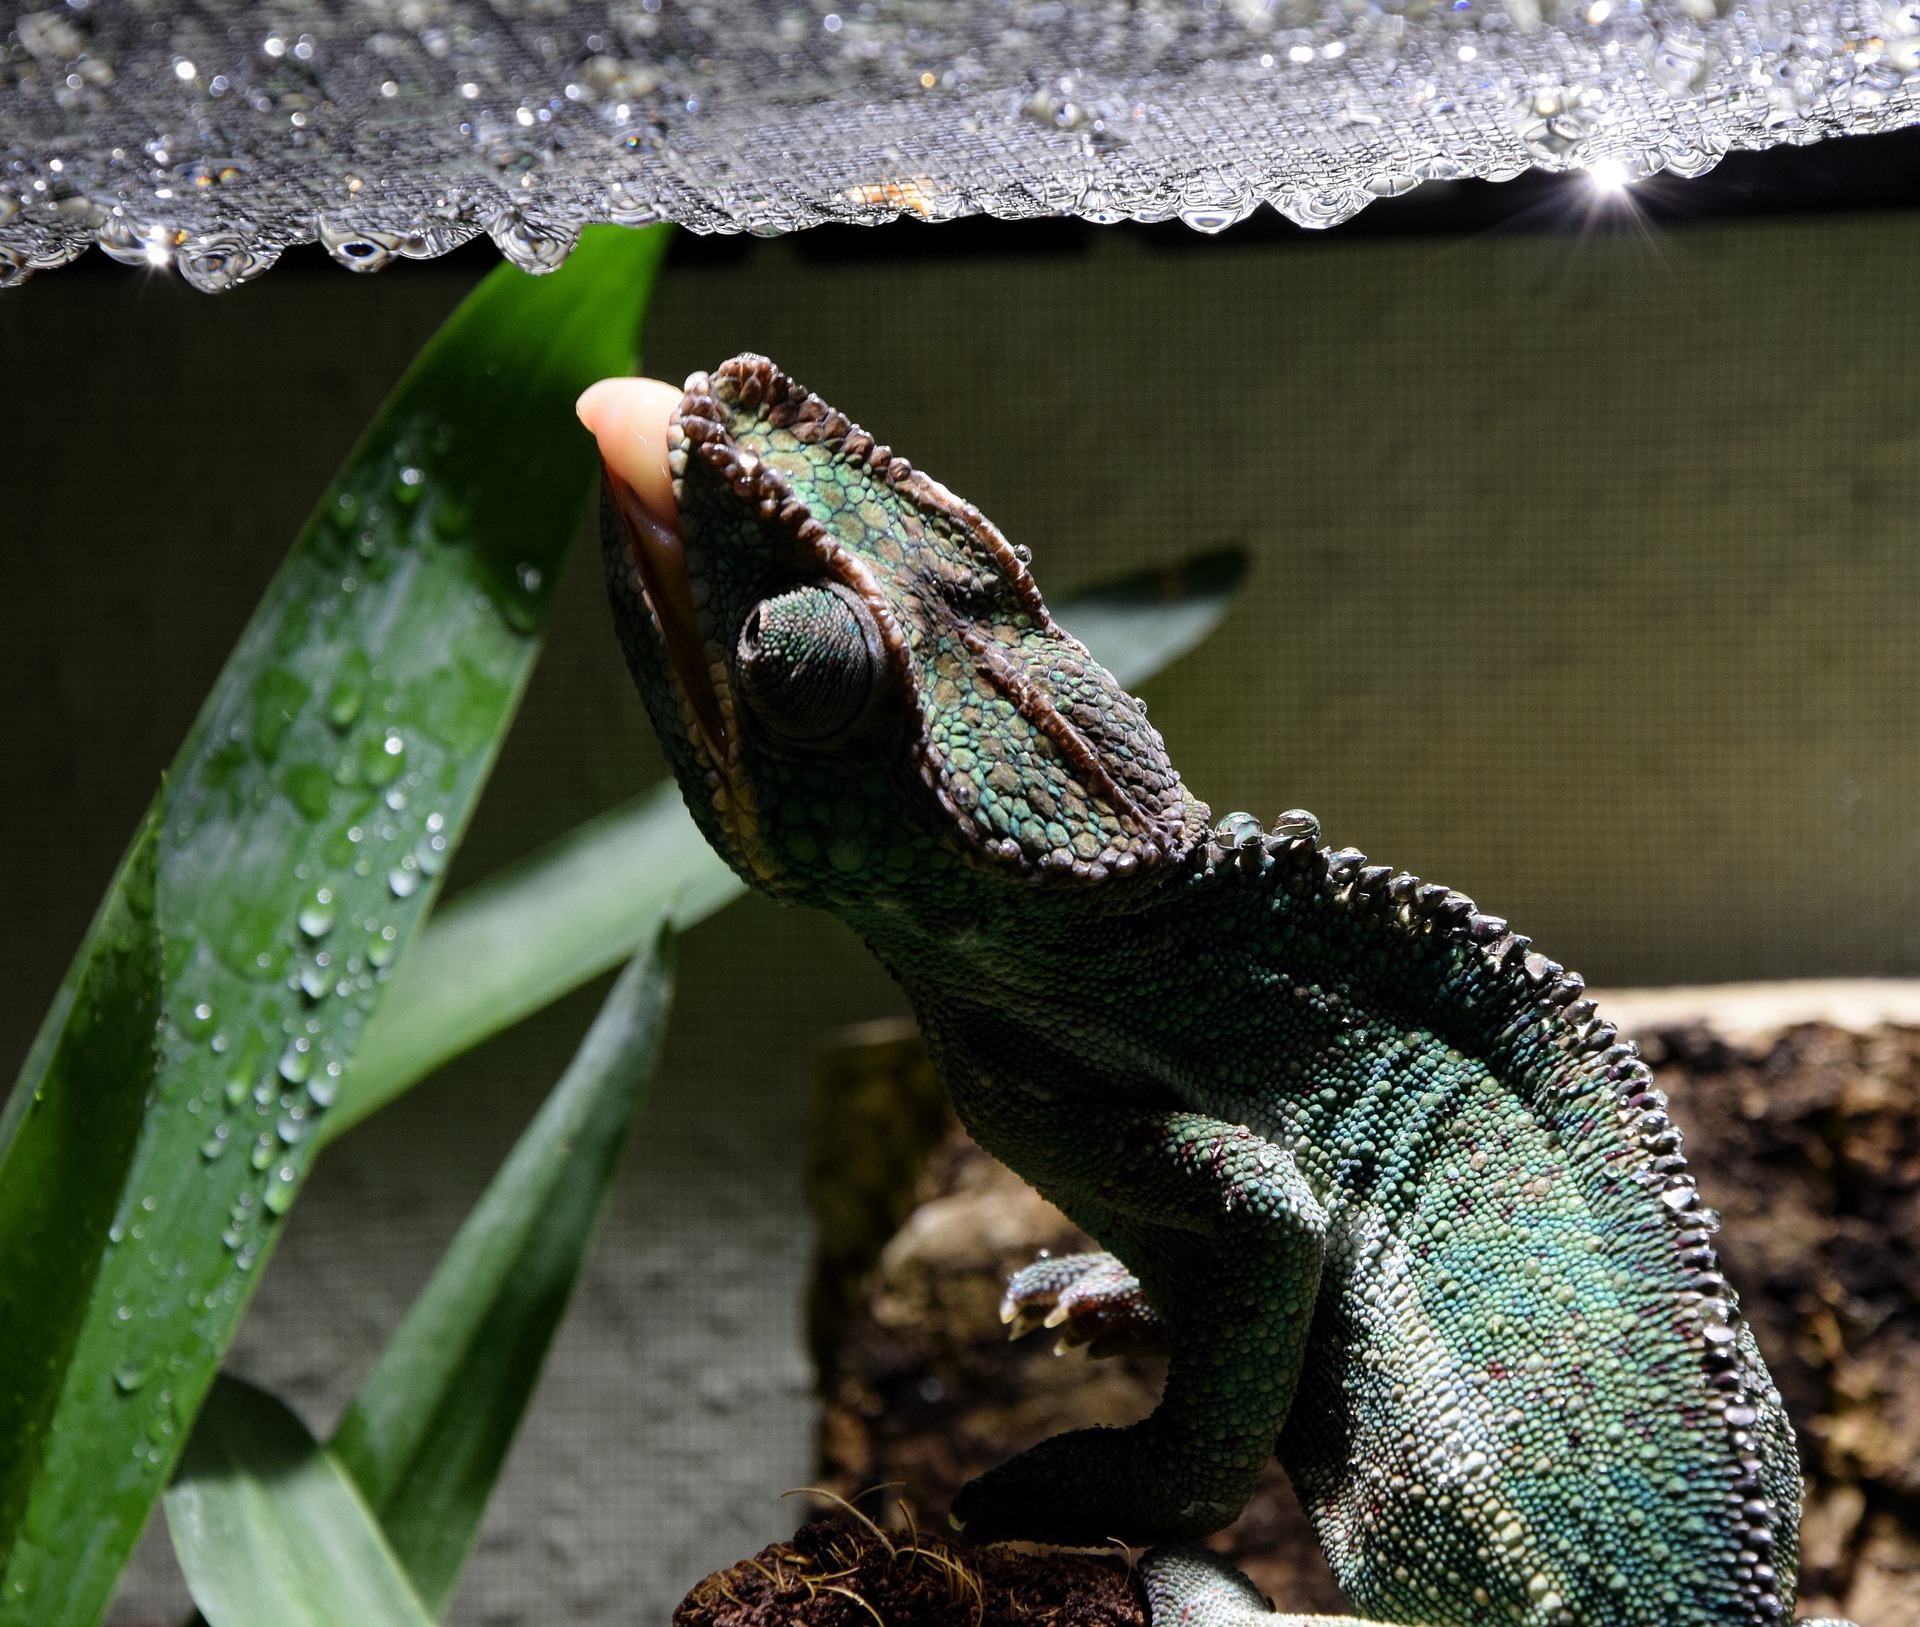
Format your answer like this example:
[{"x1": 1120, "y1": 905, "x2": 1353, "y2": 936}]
[{"x1": 598, "y1": 355, "x2": 1845, "y2": 1627}]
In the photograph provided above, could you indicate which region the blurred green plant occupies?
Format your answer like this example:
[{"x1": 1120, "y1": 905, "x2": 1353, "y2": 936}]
[{"x1": 0, "y1": 227, "x2": 1248, "y2": 1626}]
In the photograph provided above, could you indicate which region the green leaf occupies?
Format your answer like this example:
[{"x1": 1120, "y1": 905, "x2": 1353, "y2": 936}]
[
  {"x1": 330, "y1": 926, "x2": 676, "y2": 1608},
  {"x1": 1053, "y1": 546, "x2": 1250, "y2": 691},
  {"x1": 0, "y1": 223, "x2": 672, "y2": 1627},
  {"x1": 327, "y1": 545, "x2": 1252, "y2": 1138},
  {"x1": 0, "y1": 811, "x2": 160, "y2": 1558},
  {"x1": 164, "y1": 1375, "x2": 435, "y2": 1627},
  {"x1": 331, "y1": 788, "x2": 737, "y2": 1142}
]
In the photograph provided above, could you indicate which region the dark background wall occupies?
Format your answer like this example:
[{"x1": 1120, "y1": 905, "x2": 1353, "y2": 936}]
[{"x1": 3, "y1": 169, "x2": 1918, "y2": 1622}]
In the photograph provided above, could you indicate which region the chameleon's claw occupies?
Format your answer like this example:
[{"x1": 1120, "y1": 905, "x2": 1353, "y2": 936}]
[
  {"x1": 1003, "y1": 1300, "x2": 1051, "y2": 1339},
  {"x1": 1042, "y1": 1303, "x2": 1073, "y2": 1328}
]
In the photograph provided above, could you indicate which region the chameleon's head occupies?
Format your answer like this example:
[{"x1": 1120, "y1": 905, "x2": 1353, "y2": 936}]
[{"x1": 582, "y1": 355, "x2": 1201, "y2": 911}]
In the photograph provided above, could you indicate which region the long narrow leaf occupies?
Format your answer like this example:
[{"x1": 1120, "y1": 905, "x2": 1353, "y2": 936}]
[
  {"x1": 329, "y1": 546, "x2": 1250, "y2": 1135},
  {"x1": 0, "y1": 813, "x2": 160, "y2": 1555},
  {"x1": 329, "y1": 926, "x2": 676, "y2": 1609},
  {"x1": 1052, "y1": 546, "x2": 1250, "y2": 690},
  {"x1": 331, "y1": 789, "x2": 733, "y2": 1141},
  {"x1": 0, "y1": 223, "x2": 672, "y2": 1627},
  {"x1": 165, "y1": 1376, "x2": 435, "y2": 1627}
]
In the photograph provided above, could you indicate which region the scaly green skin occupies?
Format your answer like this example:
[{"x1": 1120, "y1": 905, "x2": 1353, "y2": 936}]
[{"x1": 598, "y1": 355, "x2": 1846, "y2": 1627}]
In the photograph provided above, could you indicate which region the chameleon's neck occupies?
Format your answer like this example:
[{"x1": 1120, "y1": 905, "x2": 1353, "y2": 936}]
[{"x1": 843, "y1": 857, "x2": 1204, "y2": 1100}]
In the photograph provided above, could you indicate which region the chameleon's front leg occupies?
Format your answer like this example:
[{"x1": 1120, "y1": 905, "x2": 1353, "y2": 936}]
[{"x1": 950, "y1": 1108, "x2": 1327, "y2": 1547}]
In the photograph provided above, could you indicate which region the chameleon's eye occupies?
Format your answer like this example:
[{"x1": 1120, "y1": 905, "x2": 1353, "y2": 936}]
[{"x1": 734, "y1": 582, "x2": 881, "y2": 748}]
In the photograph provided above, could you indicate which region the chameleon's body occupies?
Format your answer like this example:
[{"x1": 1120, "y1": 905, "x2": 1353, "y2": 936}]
[{"x1": 596, "y1": 355, "x2": 1840, "y2": 1627}]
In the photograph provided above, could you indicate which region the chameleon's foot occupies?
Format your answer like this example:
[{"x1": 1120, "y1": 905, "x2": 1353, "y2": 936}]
[
  {"x1": 1000, "y1": 1250, "x2": 1172, "y2": 1357},
  {"x1": 1139, "y1": 1546, "x2": 1401, "y2": 1627}
]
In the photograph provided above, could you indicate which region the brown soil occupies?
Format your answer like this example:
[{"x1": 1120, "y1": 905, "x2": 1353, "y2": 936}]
[{"x1": 672, "y1": 1516, "x2": 1144, "y2": 1627}]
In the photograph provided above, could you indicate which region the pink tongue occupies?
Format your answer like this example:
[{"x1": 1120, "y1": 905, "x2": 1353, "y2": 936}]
[
  {"x1": 576, "y1": 376, "x2": 682, "y2": 529},
  {"x1": 578, "y1": 377, "x2": 731, "y2": 761}
]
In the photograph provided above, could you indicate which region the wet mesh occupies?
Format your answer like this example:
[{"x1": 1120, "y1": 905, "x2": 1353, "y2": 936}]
[{"x1": 3, "y1": 0, "x2": 1917, "y2": 287}]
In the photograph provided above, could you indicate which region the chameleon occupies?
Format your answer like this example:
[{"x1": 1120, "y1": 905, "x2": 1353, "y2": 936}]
[{"x1": 577, "y1": 355, "x2": 1853, "y2": 1627}]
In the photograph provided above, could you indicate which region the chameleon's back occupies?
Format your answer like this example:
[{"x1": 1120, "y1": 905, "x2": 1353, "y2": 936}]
[
  {"x1": 1155, "y1": 829, "x2": 1806, "y2": 1627},
  {"x1": 902, "y1": 823, "x2": 1807, "y2": 1627}
]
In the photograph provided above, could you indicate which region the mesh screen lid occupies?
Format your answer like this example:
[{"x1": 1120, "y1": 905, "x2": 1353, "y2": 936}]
[{"x1": 3, "y1": 0, "x2": 1917, "y2": 288}]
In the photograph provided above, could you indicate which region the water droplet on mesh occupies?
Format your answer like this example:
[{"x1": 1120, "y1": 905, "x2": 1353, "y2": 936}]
[
  {"x1": 1177, "y1": 202, "x2": 1252, "y2": 233},
  {"x1": 175, "y1": 230, "x2": 278, "y2": 293},
  {"x1": 1277, "y1": 187, "x2": 1370, "y2": 228},
  {"x1": 488, "y1": 209, "x2": 580, "y2": 273},
  {"x1": 317, "y1": 218, "x2": 403, "y2": 271},
  {"x1": 1517, "y1": 84, "x2": 1604, "y2": 158},
  {"x1": 94, "y1": 216, "x2": 172, "y2": 267}
]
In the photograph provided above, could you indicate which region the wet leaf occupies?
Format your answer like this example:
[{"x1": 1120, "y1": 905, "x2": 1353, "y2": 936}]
[
  {"x1": 330, "y1": 926, "x2": 676, "y2": 1607},
  {"x1": 0, "y1": 223, "x2": 672, "y2": 1626},
  {"x1": 0, "y1": 813, "x2": 160, "y2": 1572},
  {"x1": 165, "y1": 1376, "x2": 434, "y2": 1627}
]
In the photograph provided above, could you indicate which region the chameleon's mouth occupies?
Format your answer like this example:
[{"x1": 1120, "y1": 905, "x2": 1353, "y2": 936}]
[{"x1": 604, "y1": 471, "x2": 731, "y2": 766}]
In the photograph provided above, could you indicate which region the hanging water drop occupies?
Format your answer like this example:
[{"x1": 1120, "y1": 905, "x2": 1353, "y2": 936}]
[
  {"x1": 278, "y1": 1037, "x2": 313, "y2": 1083},
  {"x1": 388, "y1": 859, "x2": 421, "y2": 898},
  {"x1": 362, "y1": 727, "x2": 406, "y2": 787},
  {"x1": 308, "y1": 1071, "x2": 338, "y2": 1109},
  {"x1": 114, "y1": 1362, "x2": 153, "y2": 1394},
  {"x1": 326, "y1": 678, "x2": 365, "y2": 730},
  {"x1": 263, "y1": 1166, "x2": 299, "y2": 1215},
  {"x1": 201, "y1": 1125, "x2": 232, "y2": 1160},
  {"x1": 298, "y1": 887, "x2": 336, "y2": 939}
]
